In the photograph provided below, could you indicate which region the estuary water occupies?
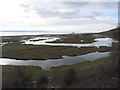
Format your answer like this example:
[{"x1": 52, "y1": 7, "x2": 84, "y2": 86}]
[
  {"x1": 0, "y1": 52, "x2": 110, "y2": 70},
  {"x1": 22, "y1": 37, "x2": 117, "y2": 48},
  {"x1": 1, "y1": 36, "x2": 117, "y2": 70}
]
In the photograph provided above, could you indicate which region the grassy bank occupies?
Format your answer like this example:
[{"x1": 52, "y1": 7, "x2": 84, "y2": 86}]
[
  {"x1": 2, "y1": 65, "x2": 49, "y2": 88},
  {"x1": 50, "y1": 57, "x2": 110, "y2": 75},
  {"x1": 50, "y1": 56, "x2": 118, "y2": 88},
  {"x1": 2, "y1": 57, "x2": 110, "y2": 77},
  {"x1": 99, "y1": 28, "x2": 120, "y2": 40},
  {"x1": 3, "y1": 56, "x2": 117, "y2": 88}
]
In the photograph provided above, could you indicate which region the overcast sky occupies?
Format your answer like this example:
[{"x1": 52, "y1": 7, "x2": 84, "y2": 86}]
[{"x1": 0, "y1": 0, "x2": 118, "y2": 34}]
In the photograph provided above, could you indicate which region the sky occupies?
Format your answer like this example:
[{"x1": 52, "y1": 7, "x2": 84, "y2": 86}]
[{"x1": 0, "y1": 0, "x2": 119, "y2": 35}]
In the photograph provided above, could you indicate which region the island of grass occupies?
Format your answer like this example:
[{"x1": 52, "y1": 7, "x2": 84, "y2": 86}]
[
  {"x1": 46, "y1": 34, "x2": 97, "y2": 44},
  {"x1": 2, "y1": 42, "x2": 111, "y2": 60},
  {"x1": 2, "y1": 34, "x2": 97, "y2": 44},
  {"x1": 2, "y1": 33, "x2": 114, "y2": 60}
]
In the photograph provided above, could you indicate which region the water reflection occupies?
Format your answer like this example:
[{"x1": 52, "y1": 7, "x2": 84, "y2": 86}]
[
  {"x1": 0, "y1": 52, "x2": 110, "y2": 70},
  {"x1": 22, "y1": 37, "x2": 117, "y2": 48}
]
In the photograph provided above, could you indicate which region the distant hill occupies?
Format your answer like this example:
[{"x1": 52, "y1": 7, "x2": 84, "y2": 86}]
[{"x1": 99, "y1": 28, "x2": 119, "y2": 40}]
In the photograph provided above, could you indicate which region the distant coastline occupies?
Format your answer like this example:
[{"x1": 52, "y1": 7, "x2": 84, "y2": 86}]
[{"x1": 0, "y1": 32, "x2": 68, "y2": 36}]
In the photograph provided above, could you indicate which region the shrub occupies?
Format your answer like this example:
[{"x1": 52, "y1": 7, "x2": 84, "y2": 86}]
[
  {"x1": 61, "y1": 68, "x2": 76, "y2": 87},
  {"x1": 35, "y1": 75, "x2": 48, "y2": 88}
]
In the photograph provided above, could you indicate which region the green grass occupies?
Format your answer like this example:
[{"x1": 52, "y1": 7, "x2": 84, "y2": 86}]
[
  {"x1": 2, "y1": 42, "x2": 111, "y2": 60},
  {"x1": 2, "y1": 34, "x2": 112, "y2": 60},
  {"x1": 2, "y1": 57, "x2": 110, "y2": 78},
  {"x1": 2, "y1": 57, "x2": 111, "y2": 88},
  {"x1": 1, "y1": 33, "x2": 117, "y2": 88},
  {"x1": 50, "y1": 57, "x2": 110, "y2": 74},
  {"x1": 46, "y1": 34, "x2": 96, "y2": 44},
  {"x1": 2, "y1": 65, "x2": 49, "y2": 80},
  {"x1": 99, "y1": 28, "x2": 120, "y2": 40},
  {"x1": 98, "y1": 46, "x2": 111, "y2": 52},
  {"x1": 2, "y1": 57, "x2": 111, "y2": 86},
  {"x1": 2, "y1": 36, "x2": 31, "y2": 42}
]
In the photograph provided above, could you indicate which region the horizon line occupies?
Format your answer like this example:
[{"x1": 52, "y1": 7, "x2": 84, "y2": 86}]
[{"x1": 0, "y1": 31, "x2": 49, "y2": 32}]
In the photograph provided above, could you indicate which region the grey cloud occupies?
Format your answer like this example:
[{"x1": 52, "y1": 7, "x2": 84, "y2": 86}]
[
  {"x1": 90, "y1": 11, "x2": 102, "y2": 16},
  {"x1": 33, "y1": 2, "x2": 81, "y2": 19},
  {"x1": 28, "y1": 2, "x2": 91, "y2": 19},
  {"x1": 59, "y1": 10, "x2": 80, "y2": 19},
  {"x1": 36, "y1": 9, "x2": 80, "y2": 19},
  {"x1": 81, "y1": 11, "x2": 103, "y2": 20},
  {"x1": 85, "y1": 16, "x2": 97, "y2": 20},
  {"x1": 36, "y1": 7, "x2": 81, "y2": 19},
  {"x1": 62, "y1": 2, "x2": 90, "y2": 7},
  {"x1": 20, "y1": 4, "x2": 31, "y2": 8},
  {"x1": 35, "y1": 6, "x2": 60, "y2": 18},
  {"x1": 37, "y1": 10, "x2": 60, "y2": 18},
  {"x1": 35, "y1": 6, "x2": 103, "y2": 20},
  {"x1": 20, "y1": 4, "x2": 32, "y2": 12},
  {"x1": 99, "y1": 2, "x2": 118, "y2": 9},
  {"x1": 20, "y1": 2, "x2": 114, "y2": 20}
]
